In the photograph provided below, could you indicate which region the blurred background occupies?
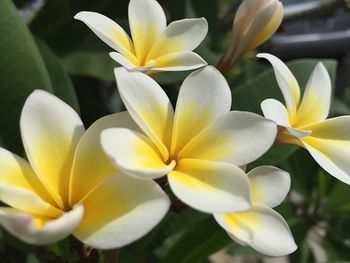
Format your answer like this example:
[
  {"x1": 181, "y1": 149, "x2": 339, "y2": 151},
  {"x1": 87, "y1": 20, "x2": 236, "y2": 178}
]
[{"x1": 0, "y1": 0, "x2": 350, "y2": 262}]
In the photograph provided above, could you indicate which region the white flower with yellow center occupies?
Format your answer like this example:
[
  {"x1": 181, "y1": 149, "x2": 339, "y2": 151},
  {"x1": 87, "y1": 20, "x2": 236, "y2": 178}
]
[
  {"x1": 74, "y1": 0, "x2": 208, "y2": 72},
  {"x1": 0, "y1": 90, "x2": 169, "y2": 248},
  {"x1": 214, "y1": 166, "x2": 297, "y2": 256},
  {"x1": 101, "y1": 66, "x2": 277, "y2": 213},
  {"x1": 259, "y1": 53, "x2": 350, "y2": 185}
]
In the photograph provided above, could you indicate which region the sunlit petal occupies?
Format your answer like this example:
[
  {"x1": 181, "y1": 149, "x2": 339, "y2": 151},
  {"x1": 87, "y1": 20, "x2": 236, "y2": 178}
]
[
  {"x1": 20, "y1": 90, "x2": 85, "y2": 209},
  {"x1": 216, "y1": 205, "x2": 297, "y2": 256},
  {"x1": 115, "y1": 67, "x2": 174, "y2": 160},
  {"x1": 69, "y1": 112, "x2": 139, "y2": 206},
  {"x1": 168, "y1": 159, "x2": 250, "y2": 213},
  {"x1": 178, "y1": 111, "x2": 277, "y2": 166},
  {"x1": 152, "y1": 51, "x2": 207, "y2": 72},
  {"x1": 301, "y1": 116, "x2": 350, "y2": 185},
  {"x1": 147, "y1": 18, "x2": 208, "y2": 59},
  {"x1": 0, "y1": 205, "x2": 83, "y2": 245},
  {"x1": 128, "y1": 0, "x2": 166, "y2": 64},
  {"x1": 295, "y1": 63, "x2": 332, "y2": 127},
  {"x1": 257, "y1": 53, "x2": 300, "y2": 121},
  {"x1": 261, "y1": 98, "x2": 290, "y2": 127},
  {"x1": 248, "y1": 166, "x2": 290, "y2": 208},
  {"x1": 74, "y1": 173, "x2": 169, "y2": 249},
  {"x1": 101, "y1": 128, "x2": 175, "y2": 179},
  {"x1": 171, "y1": 66, "x2": 231, "y2": 154}
]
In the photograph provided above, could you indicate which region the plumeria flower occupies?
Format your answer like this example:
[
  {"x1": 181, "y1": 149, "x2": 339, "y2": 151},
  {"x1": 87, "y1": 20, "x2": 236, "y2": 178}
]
[
  {"x1": 0, "y1": 90, "x2": 169, "y2": 248},
  {"x1": 259, "y1": 53, "x2": 350, "y2": 185},
  {"x1": 74, "y1": 0, "x2": 208, "y2": 73},
  {"x1": 101, "y1": 66, "x2": 277, "y2": 213},
  {"x1": 214, "y1": 166, "x2": 297, "y2": 256},
  {"x1": 218, "y1": 0, "x2": 283, "y2": 71}
]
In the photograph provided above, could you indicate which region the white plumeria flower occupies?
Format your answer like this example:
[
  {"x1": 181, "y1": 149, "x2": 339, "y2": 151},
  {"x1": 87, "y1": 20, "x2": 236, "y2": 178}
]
[
  {"x1": 0, "y1": 90, "x2": 169, "y2": 248},
  {"x1": 214, "y1": 166, "x2": 297, "y2": 256},
  {"x1": 100, "y1": 66, "x2": 277, "y2": 214},
  {"x1": 259, "y1": 53, "x2": 350, "y2": 185},
  {"x1": 74, "y1": 0, "x2": 208, "y2": 73}
]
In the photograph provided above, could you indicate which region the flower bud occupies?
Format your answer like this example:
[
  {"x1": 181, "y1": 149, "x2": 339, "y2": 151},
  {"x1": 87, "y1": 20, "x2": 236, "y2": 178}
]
[{"x1": 218, "y1": 0, "x2": 283, "y2": 71}]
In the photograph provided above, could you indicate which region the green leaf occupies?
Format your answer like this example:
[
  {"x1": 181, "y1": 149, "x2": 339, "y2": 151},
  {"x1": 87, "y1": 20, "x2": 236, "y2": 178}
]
[
  {"x1": 161, "y1": 216, "x2": 232, "y2": 263},
  {"x1": 62, "y1": 51, "x2": 116, "y2": 82},
  {"x1": 0, "y1": 0, "x2": 53, "y2": 153},
  {"x1": 36, "y1": 38, "x2": 80, "y2": 112}
]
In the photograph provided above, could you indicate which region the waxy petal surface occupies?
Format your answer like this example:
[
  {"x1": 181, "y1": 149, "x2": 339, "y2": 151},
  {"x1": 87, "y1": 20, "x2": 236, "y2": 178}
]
[
  {"x1": 168, "y1": 159, "x2": 250, "y2": 213},
  {"x1": 115, "y1": 68, "x2": 174, "y2": 160},
  {"x1": 101, "y1": 128, "x2": 175, "y2": 179},
  {"x1": 261, "y1": 98, "x2": 290, "y2": 127},
  {"x1": 295, "y1": 63, "x2": 331, "y2": 127},
  {"x1": 248, "y1": 166, "x2": 290, "y2": 208},
  {"x1": 215, "y1": 205, "x2": 297, "y2": 256},
  {"x1": 20, "y1": 90, "x2": 85, "y2": 209},
  {"x1": 74, "y1": 173, "x2": 169, "y2": 249},
  {"x1": 257, "y1": 53, "x2": 300, "y2": 121},
  {"x1": 178, "y1": 111, "x2": 277, "y2": 166},
  {"x1": 69, "y1": 112, "x2": 139, "y2": 206},
  {"x1": 0, "y1": 205, "x2": 83, "y2": 245},
  {"x1": 147, "y1": 18, "x2": 208, "y2": 59},
  {"x1": 171, "y1": 66, "x2": 231, "y2": 154},
  {"x1": 128, "y1": 0, "x2": 166, "y2": 64}
]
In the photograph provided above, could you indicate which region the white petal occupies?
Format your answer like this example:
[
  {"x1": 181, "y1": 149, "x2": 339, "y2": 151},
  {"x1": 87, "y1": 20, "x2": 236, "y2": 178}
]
[
  {"x1": 0, "y1": 205, "x2": 83, "y2": 245},
  {"x1": 147, "y1": 18, "x2": 208, "y2": 59},
  {"x1": 171, "y1": 66, "x2": 231, "y2": 154},
  {"x1": 286, "y1": 126, "x2": 311, "y2": 138},
  {"x1": 74, "y1": 173, "x2": 169, "y2": 249},
  {"x1": 101, "y1": 128, "x2": 175, "y2": 179},
  {"x1": 20, "y1": 90, "x2": 85, "y2": 209},
  {"x1": 109, "y1": 52, "x2": 135, "y2": 69},
  {"x1": 248, "y1": 166, "x2": 291, "y2": 207},
  {"x1": 261, "y1": 98, "x2": 290, "y2": 127},
  {"x1": 295, "y1": 62, "x2": 332, "y2": 127},
  {"x1": 178, "y1": 111, "x2": 277, "y2": 166},
  {"x1": 257, "y1": 53, "x2": 300, "y2": 121},
  {"x1": 114, "y1": 67, "x2": 174, "y2": 160},
  {"x1": 301, "y1": 116, "x2": 350, "y2": 185},
  {"x1": 217, "y1": 205, "x2": 297, "y2": 256},
  {"x1": 128, "y1": 0, "x2": 166, "y2": 63},
  {"x1": 168, "y1": 159, "x2": 251, "y2": 213},
  {"x1": 69, "y1": 112, "x2": 139, "y2": 206},
  {"x1": 74, "y1": 12, "x2": 137, "y2": 64},
  {"x1": 152, "y1": 51, "x2": 207, "y2": 71}
]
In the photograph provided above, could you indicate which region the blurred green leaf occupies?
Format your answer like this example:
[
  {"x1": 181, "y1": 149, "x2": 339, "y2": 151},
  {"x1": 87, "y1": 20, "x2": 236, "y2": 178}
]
[
  {"x1": 63, "y1": 51, "x2": 116, "y2": 82},
  {"x1": 161, "y1": 216, "x2": 231, "y2": 263},
  {"x1": 36, "y1": 38, "x2": 80, "y2": 112},
  {"x1": 0, "y1": 0, "x2": 53, "y2": 153}
]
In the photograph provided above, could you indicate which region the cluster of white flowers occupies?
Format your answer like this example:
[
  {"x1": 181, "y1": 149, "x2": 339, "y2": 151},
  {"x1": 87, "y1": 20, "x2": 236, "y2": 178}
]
[{"x1": 0, "y1": 0, "x2": 349, "y2": 257}]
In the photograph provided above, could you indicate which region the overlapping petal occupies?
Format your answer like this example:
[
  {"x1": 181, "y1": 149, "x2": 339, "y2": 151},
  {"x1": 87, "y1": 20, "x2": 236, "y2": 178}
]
[
  {"x1": 178, "y1": 111, "x2": 277, "y2": 165},
  {"x1": 168, "y1": 159, "x2": 250, "y2": 213},
  {"x1": 248, "y1": 166, "x2": 290, "y2": 208},
  {"x1": 215, "y1": 205, "x2": 297, "y2": 256},
  {"x1": 152, "y1": 51, "x2": 207, "y2": 72},
  {"x1": 74, "y1": 172, "x2": 169, "y2": 249},
  {"x1": 128, "y1": 0, "x2": 166, "y2": 64},
  {"x1": 101, "y1": 128, "x2": 175, "y2": 179},
  {"x1": 257, "y1": 53, "x2": 300, "y2": 121},
  {"x1": 301, "y1": 116, "x2": 350, "y2": 184},
  {"x1": 20, "y1": 90, "x2": 85, "y2": 209},
  {"x1": 0, "y1": 205, "x2": 83, "y2": 245},
  {"x1": 147, "y1": 18, "x2": 208, "y2": 59},
  {"x1": 261, "y1": 98, "x2": 290, "y2": 127},
  {"x1": 295, "y1": 63, "x2": 331, "y2": 127},
  {"x1": 115, "y1": 67, "x2": 174, "y2": 160},
  {"x1": 171, "y1": 66, "x2": 231, "y2": 154},
  {"x1": 69, "y1": 112, "x2": 139, "y2": 206}
]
